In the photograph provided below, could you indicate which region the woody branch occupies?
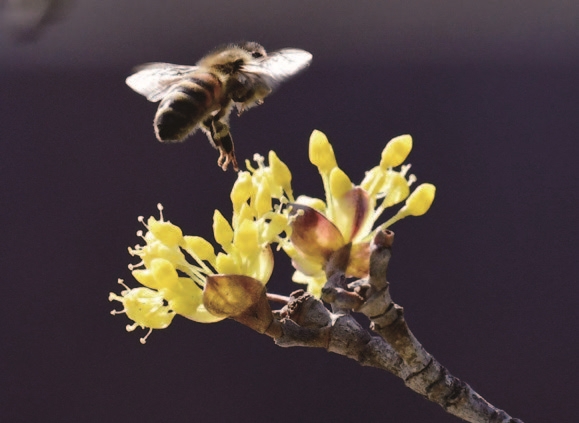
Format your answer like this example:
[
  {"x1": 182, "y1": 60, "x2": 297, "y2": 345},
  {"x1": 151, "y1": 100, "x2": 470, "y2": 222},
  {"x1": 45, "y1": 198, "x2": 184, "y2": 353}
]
[{"x1": 235, "y1": 231, "x2": 523, "y2": 423}]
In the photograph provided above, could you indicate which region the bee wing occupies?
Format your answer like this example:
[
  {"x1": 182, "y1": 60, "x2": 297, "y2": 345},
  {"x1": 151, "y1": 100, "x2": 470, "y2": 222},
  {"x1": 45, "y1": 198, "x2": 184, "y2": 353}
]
[
  {"x1": 125, "y1": 63, "x2": 199, "y2": 102},
  {"x1": 242, "y1": 48, "x2": 312, "y2": 90}
]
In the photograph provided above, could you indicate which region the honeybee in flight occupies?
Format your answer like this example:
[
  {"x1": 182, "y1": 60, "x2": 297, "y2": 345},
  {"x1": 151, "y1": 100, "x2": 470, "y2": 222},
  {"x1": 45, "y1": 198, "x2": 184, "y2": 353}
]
[{"x1": 126, "y1": 42, "x2": 312, "y2": 171}]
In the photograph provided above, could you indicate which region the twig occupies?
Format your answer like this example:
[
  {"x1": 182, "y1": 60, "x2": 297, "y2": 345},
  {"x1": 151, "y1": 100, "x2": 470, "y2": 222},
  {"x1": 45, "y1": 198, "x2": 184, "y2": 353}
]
[
  {"x1": 322, "y1": 231, "x2": 522, "y2": 423},
  {"x1": 266, "y1": 292, "x2": 290, "y2": 304},
  {"x1": 226, "y1": 229, "x2": 522, "y2": 422}
]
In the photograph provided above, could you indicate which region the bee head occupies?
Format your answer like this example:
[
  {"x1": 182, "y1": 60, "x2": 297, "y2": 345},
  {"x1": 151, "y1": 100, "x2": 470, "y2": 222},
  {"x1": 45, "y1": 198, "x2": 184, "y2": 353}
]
[{"x1": 237, "y1": 41, "x2": 267, "y2": 59}]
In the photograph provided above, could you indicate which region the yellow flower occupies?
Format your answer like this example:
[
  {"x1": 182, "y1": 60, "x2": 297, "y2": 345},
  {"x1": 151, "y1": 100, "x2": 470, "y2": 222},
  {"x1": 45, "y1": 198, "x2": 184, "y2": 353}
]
[
  {"x1": 110, "y1": 153, "x2": 294, "y2": 342},
  {"x1": 109, "y1": 280, "x2": 175, "y2": 344},
  {"x1": 286, "y1": 130, "x2": 435, "y2": 296}
]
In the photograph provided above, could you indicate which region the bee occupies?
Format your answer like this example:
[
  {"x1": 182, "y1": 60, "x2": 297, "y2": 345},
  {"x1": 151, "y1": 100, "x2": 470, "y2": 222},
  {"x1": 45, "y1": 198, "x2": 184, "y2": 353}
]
[{"x1": 126, "y1": 41, "x2": 312, "y2": 171}]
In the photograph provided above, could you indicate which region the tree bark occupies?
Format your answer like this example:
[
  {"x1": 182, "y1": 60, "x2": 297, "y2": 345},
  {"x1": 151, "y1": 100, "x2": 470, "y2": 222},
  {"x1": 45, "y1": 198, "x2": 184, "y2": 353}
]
[{"x1": 263, "y1": 230, "x2": 523, "y2": 423}]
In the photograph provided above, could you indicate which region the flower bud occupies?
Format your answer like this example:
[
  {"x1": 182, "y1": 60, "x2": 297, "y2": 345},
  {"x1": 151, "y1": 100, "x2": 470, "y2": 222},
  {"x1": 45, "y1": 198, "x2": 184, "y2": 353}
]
[
  {"x1": 380, "y1": 135, "x2": 412, "y2": 169},
  {"x1": 213, "y1": 210, "x2": 234, "y2": 251},
  {"x1": 184, "y1": 236, "x2": 216, "y2": 262},
  {"x1": 150, "y1": 258, "x2": 179, "y2": 290},
  {"x1": 230, "y1": 171, "x2": 253, "y2": 211},
  {"x1": 377, "y1": 184, "x2": 436, "y2": 230},
  {"x1": 215, "y1": 252, "x2": 241, "y2": 275},
  {"x1": 268, "y1": 150, "x2": 293, "y2": 198},
  {"x1": 329, "y1": 167, "x2": 353, "y2": 198},
  {"x1": 233, "y1": 202, "x2": 255, "y2": 229},
  {"x1": 147, "y1": 217, "x2": 183, "y2": 247},
  {"x1": 131, "y1": 268, "x2": 161, "y2": 290},
  {"x1": 233, "y1": 219, "x2": 260, "y2": 256},
  {"x1": 253, "y1": 182, "x2": 272, "y2": 217},
  {"x1": 309, "y1": 130, "x2": 337, "y2": 174},
  {"x1": 404, "y1": 183, "x2": 436, "y2": 216}
]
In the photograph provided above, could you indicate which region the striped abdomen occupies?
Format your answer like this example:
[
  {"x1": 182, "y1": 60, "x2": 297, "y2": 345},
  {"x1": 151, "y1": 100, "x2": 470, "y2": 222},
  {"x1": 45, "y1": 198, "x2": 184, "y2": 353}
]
[{"x1": 154, "y1": 72, "x2": 222, "y2": 142}]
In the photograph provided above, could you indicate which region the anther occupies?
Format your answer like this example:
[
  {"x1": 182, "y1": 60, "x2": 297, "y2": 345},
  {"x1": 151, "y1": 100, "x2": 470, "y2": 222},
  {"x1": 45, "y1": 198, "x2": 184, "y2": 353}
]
[{"x1": 140, "y1": 328, "x2": 153, "y2": 344}]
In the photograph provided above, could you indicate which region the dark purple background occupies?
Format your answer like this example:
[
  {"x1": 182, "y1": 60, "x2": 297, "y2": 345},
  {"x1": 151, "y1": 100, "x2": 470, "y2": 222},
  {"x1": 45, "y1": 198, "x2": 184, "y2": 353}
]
[{"x1": 2, "y1": 3, "x2": 579, "y2": 423}]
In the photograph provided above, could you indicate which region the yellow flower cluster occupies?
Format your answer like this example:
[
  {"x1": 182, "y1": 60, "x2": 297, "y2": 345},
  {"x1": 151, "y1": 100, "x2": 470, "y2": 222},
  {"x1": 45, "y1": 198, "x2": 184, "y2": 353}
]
[
  {"x1": 111, "y1": 130, "x2": 436, "y2": 341},
  {"x1": 110, "y1": 153, "x2": 294, "y2": 342},
  {"x1": 213, "y1": 152, "x2": 294, "y2": 280},
  {"x1": 284, "y1": 130, "x2": 435, "y2": 296}
]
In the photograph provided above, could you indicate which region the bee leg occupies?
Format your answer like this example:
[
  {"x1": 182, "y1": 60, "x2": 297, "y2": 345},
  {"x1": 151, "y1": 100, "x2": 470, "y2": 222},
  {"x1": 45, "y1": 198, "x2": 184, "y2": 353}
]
[
  {"x1": 217, "y1": 133, "x2": 238, "y2": 172},
  {"x1": 201, "y1": 117, "x2": 219, "y2": 144},
  {"x1": 236, "y1": 99, "x2": 265, "y2": 117},
  {"x1": 211, "y1": 118, "x2": 239, "y2": 172},
  {"x1": 201, "y1": 117, "x2": 217, "y2": 148}
]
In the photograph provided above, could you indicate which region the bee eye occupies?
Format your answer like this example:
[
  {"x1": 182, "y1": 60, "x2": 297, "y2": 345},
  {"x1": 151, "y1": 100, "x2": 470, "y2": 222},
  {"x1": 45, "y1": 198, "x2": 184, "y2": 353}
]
[{"x1": 251, "y1": 52, "x2": 263, "y2": 58}]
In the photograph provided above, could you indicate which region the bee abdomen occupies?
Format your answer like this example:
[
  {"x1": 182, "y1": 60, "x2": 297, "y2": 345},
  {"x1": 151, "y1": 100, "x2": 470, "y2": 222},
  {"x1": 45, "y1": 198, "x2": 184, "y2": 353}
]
[{"x1": 154, "y1": 74, "x2": 221, "y2": 142}]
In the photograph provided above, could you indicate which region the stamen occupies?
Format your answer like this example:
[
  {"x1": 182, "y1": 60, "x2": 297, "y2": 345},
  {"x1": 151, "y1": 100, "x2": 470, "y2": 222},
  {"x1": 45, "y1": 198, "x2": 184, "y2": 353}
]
[
  {"x1": 128, "y1": 257, "x2": 146, "y2": 270},
  {"x1": 140, "y1": 328, "x2": 153, "y2": 344},
  {"x1": 157, "y1": 203, "x2": 164, "y2": 221},
  {"x1": 117, "y1": 279, "x2": 130, "y2": 290},
  {"x1": 245, "y1": 159, "x2": 255, "y2": 172},
  {"x1": 252, "y1": 153, "x2": 265, "y2": 168},
  {"x1": 176, "y1": 263, "x2": 210, "y2": 288}
]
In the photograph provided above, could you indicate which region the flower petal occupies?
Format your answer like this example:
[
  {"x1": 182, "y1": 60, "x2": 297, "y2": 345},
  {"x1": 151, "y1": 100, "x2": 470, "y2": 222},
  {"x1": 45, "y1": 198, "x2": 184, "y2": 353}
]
[
  {"x1": 248, "y1": 245, "x2": 274, "y2": 284},
  {"x1": 295, "y1": 195, "x2": 326, "y2": 213},
  {"x1": 333, "y1": 187, "x2": 371, "y2": 242}
]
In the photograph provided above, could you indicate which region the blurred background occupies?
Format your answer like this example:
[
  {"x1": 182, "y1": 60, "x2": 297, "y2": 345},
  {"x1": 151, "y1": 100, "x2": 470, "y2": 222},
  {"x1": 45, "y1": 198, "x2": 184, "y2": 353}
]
[{"x1": 1, "y1": 1, "x2": 578, "y2": 422}]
